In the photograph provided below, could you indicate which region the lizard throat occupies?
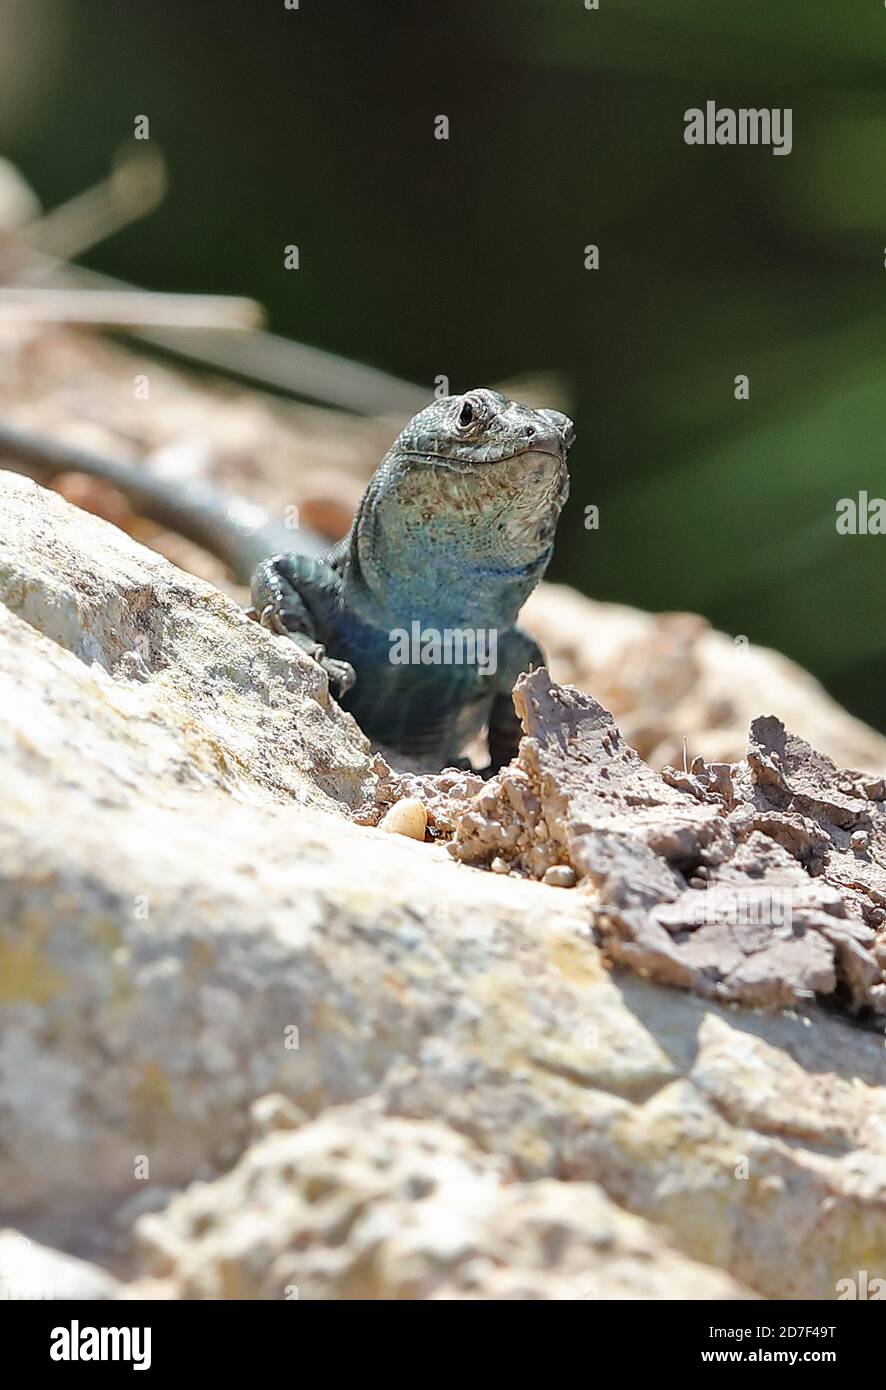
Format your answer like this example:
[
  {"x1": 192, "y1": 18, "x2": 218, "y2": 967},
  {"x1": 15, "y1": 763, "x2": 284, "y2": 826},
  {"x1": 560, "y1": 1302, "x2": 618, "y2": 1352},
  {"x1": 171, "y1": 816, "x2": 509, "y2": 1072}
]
[{"x1": 349, "y1": 448, "x2": 568, "y2": 627}]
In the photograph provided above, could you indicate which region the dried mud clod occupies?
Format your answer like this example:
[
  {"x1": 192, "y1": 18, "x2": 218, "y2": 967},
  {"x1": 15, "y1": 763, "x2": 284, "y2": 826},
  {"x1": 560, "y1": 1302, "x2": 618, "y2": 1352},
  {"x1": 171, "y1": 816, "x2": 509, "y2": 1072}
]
[{"x1": 448, "y1": 669, "x2": 886, "y2": 1023}]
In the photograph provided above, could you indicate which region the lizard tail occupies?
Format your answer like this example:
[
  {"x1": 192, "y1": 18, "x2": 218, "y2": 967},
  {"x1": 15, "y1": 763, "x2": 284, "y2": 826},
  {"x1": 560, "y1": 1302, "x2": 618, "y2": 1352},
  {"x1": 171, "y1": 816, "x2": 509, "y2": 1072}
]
[{"x1": 0, "y1": 420, "x2": 326, "y2": 583}]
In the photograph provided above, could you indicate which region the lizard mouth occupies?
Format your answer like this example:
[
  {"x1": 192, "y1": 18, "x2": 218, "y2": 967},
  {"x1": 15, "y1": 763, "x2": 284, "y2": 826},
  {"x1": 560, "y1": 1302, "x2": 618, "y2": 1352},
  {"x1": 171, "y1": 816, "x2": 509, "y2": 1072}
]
[{"x1": 404, "y1": 446, "x2": 567, "y2": 474}]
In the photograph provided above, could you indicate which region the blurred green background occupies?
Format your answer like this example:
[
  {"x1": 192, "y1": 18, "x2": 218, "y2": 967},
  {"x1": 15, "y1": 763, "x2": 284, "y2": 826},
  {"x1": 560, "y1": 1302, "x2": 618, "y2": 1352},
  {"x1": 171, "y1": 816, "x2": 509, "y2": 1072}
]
[{"x1": 1, "y1": 0, "x2": 884, "y2": 730}]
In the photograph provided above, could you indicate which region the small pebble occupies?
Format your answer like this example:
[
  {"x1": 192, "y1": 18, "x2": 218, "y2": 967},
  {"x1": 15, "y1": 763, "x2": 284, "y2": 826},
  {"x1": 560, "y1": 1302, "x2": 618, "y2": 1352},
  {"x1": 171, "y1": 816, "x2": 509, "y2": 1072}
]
[
  {"x1": 378, "y1": 798, "x2": 427, "y2": 840},
  {"x1": 491, "y1": 856, "x2": 511, "y2": 875},
  {"x1": 850, "y1": 830, "x2": 869, "y2": 853},
  {"x1": 542, "y1": 865, "x2": 577, "y2": 888}
]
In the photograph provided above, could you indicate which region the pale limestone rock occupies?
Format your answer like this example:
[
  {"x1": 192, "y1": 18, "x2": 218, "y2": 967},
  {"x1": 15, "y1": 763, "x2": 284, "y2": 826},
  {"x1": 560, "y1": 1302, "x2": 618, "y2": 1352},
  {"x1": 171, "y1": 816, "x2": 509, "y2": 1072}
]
[
  {"x1": 0, "y1": 471, "x2": 884, "y2": 1302},
  {"x1": 0, "y1": 1229, "x2": 121, "y2": 1300},
  {"x1": 134, "y1": 1106, "x2": 756, "y2": 1301}
]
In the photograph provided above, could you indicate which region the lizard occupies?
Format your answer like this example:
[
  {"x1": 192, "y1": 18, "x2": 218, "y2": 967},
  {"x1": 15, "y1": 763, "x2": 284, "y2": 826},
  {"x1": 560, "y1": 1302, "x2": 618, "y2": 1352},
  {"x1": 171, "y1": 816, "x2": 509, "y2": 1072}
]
[{"x1": 0, "y1": 387, "x2": 573, "y2": 771}]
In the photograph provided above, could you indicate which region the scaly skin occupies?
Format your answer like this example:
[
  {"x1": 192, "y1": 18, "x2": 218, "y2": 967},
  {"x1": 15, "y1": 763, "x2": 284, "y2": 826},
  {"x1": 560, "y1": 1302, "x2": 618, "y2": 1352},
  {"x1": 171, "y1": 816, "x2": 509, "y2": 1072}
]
[
  {"x1": 251, "y1": 388, "x2": 573, "y2": 768},
  {"x1": 0, "y1": 388, "x2": 573, "y2": 770}
]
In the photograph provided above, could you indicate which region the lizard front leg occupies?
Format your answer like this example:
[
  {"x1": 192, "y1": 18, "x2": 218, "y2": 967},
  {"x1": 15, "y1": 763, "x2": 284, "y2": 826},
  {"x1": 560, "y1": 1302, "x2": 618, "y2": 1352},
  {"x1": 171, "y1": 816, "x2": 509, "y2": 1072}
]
[
  {"x1": 251, "y1": 554, "x2": 356, "y2": 696},
  {"x1": 487, "y1": 628, "x2": 545, "y2": 772}
]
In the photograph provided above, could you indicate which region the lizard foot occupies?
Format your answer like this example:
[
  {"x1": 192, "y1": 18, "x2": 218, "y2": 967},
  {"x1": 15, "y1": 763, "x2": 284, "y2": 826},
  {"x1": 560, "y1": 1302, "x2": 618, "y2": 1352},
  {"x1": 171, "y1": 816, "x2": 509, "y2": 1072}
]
[
  {"x1": 258, "y1": 606, "x2": 355, "y2": 696},
  {"x1": 258, "y1": 603, "x2": 291, "y2": 636},
  {"x1": 319, "y1": 655, "x2": 356, "y2": 697}
]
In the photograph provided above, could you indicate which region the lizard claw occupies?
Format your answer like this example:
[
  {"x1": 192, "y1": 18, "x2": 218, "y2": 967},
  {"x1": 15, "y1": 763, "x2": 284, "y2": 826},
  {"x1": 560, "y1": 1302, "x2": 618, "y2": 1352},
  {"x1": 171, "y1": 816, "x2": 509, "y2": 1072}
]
[
  {"x1": 321, "y1": 656, "x2": 356, "y2": 696},
  {"x1": 258, "y1": 604, "x2": 355, "y2": 695},
  {"x1": 258, "y1": 603, "x2": 288, "y2": 635}
]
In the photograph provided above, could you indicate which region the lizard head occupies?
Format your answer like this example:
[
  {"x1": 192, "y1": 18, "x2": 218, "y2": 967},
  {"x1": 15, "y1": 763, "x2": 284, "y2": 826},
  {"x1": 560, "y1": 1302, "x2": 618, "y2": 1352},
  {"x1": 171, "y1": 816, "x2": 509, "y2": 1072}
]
[
  {"x1": 392, "y1": 387, "x2": 575, "y2": 470},
  {"x1": 355, "y1": 389, "x2": 574, "y2": 624},
  {"x1": 386, "y1": 387, "x2": 573, "y2": 555}
]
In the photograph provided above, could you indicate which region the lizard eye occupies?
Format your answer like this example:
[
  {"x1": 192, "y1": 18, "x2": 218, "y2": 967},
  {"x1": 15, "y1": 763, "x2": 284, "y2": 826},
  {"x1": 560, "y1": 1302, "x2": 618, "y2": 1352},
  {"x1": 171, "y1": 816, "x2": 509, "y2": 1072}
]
[{"x1": 456, "y1": 394, "x2": 484, "y2": 432}]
